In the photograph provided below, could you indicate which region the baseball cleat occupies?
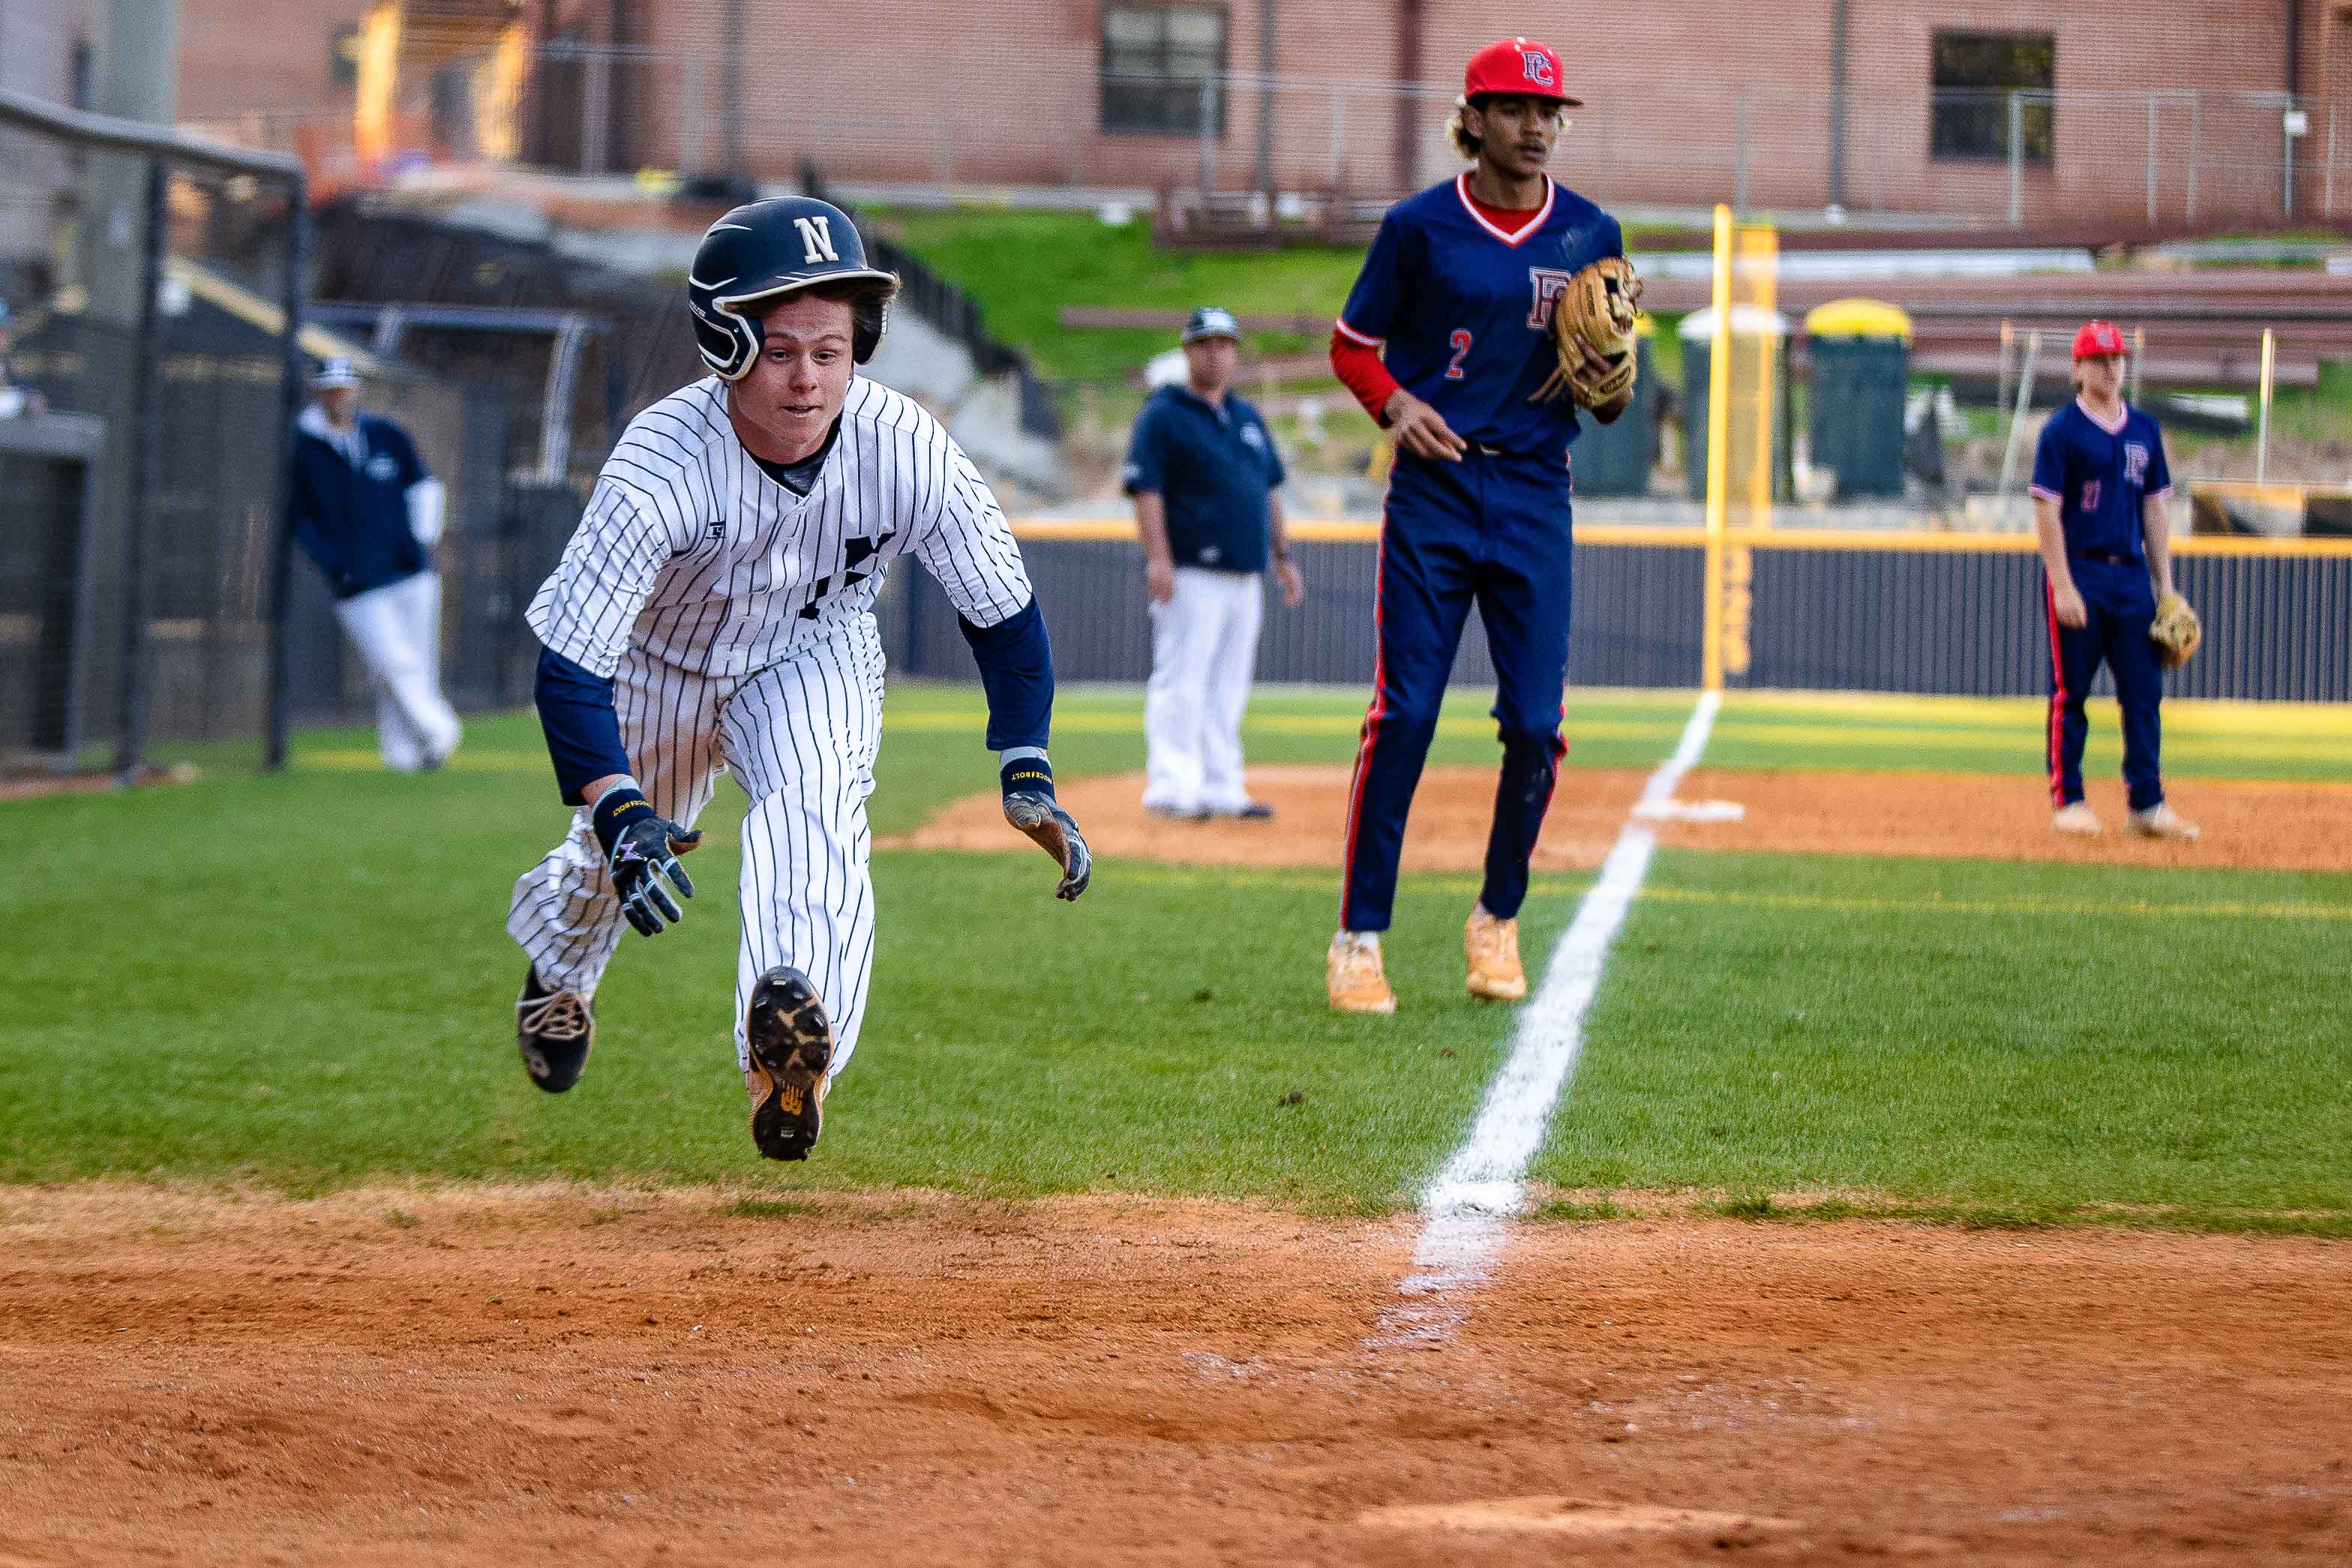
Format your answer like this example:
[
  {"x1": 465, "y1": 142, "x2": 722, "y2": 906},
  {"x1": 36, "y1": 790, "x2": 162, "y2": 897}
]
[
  {"x1": 1464, "y1": 906, "x2": 1528, "y2": 1001},
  {"x1": 2050, "y1": 802, "x2": 2102, "y2": 837},
  {"x1": 1143, "y1": 802, "x2": 1210, "y2": 822},
  {"x1": 2128, "y1": 802, "x2": 2200, "y2": 841},
  {"x1": 516, "y1": 964, "x2": 595, "y2": 1093},
  {"x1": 1217, "y1": 799, "x2": 1277, "y2": 820},
  {"x1": 744, "y1": 966, "x2": 835, "y2": 1162},
  {"x1": 1327, "y1": 933, "x2": 1396, "y2": 1015}
]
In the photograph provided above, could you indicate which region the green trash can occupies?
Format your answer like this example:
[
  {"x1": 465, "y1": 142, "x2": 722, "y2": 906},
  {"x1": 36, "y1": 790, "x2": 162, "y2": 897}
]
[
  {"x1": 1679, "y1": 305, "x2": 1792, "y2": 502},
  {"x1": 1568, "y1": 323, "x2": 1658, "y2": 497},
  {"x1": 1804, "y1": 299, "x2": 1912, "y2": 499}
]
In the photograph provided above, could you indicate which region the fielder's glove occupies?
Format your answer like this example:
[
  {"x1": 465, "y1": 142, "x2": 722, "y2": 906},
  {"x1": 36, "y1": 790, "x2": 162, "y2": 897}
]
[
  {"x1": 1532, "y1": 255, "x2": 1643, "y2": 414},
  {"x1": 592, "y1": 781, "x2": 704, "y2": 936},
  {"x1": 1000, "y1": 755, "x2": 1091, "y2": 901},
  {"x1": 2150, "y1": 591, "x2": 2203, "y2": 669}
]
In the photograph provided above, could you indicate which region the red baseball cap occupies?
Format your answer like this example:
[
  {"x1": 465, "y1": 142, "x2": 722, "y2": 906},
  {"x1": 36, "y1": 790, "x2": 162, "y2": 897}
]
[
  {"x1": 1463, "y1": 37, "x2": 1582, "y2": 107},
  {"x1": 2073, "y1": 319, "x2": 2128, "y2": 360}
]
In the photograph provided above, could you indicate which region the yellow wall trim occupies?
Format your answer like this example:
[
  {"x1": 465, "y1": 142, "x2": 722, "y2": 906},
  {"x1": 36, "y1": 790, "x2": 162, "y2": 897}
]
[{"x1": 1008, "y1": 518, "x2": 2352, "y2": 559}]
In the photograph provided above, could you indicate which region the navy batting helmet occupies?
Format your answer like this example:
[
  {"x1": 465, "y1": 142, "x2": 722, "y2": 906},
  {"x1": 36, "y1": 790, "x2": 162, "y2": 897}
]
[{"x1": 686, "y1": 196, "x2": 900, "y2": 379}]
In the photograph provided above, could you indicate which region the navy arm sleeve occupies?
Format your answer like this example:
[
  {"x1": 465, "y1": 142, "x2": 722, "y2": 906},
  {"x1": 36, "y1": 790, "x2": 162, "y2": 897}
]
[
  {"x1": 958, "y1": 595, "x2": 1054, "y2": 754},
  {"x1": 285, "y1": 452, "x2": 334, "y2": 579},
  {"x1": 534, "y1": 644, "x2": 634, "y2": 805}
]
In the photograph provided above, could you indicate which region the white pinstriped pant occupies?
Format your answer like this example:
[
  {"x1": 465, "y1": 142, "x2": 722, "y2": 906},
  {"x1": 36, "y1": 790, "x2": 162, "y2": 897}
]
[{"x1": 505, "y1": 616, "x2": 884, "y2": 1078}]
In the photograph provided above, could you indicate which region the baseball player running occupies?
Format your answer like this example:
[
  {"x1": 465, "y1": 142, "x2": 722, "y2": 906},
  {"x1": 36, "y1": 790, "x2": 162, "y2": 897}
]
[
  {"x1": 506, "y1": 196, "x2": 1090, "y2": 1162},
  {"x1": 2030, "y1": 319, "x2": 2200, "y2": 841},
  {"x1": 1323, "y1": 35, "x2": 1639, "y2": 1013}
]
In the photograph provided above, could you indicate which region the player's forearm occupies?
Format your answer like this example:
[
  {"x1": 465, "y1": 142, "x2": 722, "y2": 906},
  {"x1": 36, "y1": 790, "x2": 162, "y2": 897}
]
[
  {"x1": 2032, "y1": 499, "x2": 2074, "y2": 590},
  {"x1": 1329, "y1": 328, "x2": 1401, "y2": 421},
  {"x1": 1133, "y1": 493, "x2": 1174, "y2": 567},
  {"x1": 533, "y1": 645, "x2": 635, "y2": 806},
  {"x1": 958, "y1": 597, "x2": 1054, "y2": 756},
  {"x1": 2142, "y1": 494, "x2": 2175, "y2": 595},
  {"x1": 1266, "y1": 490, "x2": 1290, "y2": 559}
]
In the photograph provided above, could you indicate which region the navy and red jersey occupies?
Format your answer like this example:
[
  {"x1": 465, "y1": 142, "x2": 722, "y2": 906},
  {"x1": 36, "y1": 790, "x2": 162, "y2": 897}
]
[
  {"x1": 1335, "y1": 172, "x2": 1624, "y2": 460},
  {"x1": 2030, "y1": 398, "x2": 2172, "y2": 562}
]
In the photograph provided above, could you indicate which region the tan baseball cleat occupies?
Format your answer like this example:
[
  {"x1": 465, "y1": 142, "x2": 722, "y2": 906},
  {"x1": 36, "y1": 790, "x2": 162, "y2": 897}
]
[
  {"x1": 1464, "y1": 906, "x2": 1528, "y2": 1001},
  {"x1": 2128, "y1": 802, "x2": 2200, "y2": 841},
  {"x1": 2050, "y1": 802, "x2": 2102, "y2": 836},
  {"x1": 1327, "y1": 934, "x2": 1396, "y2": 1015}
]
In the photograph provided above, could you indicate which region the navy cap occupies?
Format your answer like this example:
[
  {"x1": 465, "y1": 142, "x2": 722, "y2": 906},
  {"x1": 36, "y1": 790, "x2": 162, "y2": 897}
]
[{"x1": 1181, "y1": 305, "x2": 1240, "y2": 345}]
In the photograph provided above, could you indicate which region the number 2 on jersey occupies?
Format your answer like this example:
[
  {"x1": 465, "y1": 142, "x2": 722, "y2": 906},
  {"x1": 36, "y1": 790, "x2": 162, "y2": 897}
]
[{"x1": 1444, "y1": 328, "x2": 1473, "y2": 381}]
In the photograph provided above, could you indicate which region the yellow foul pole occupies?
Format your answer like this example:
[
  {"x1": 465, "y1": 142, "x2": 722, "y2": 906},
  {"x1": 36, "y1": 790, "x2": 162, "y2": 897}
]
[
  {"x1": 1702, "y1": 204, "x2": 1733, "y2": 693},
  {"x1": 1742, "y1": 225, "x2": 1778, "y2": 528}
]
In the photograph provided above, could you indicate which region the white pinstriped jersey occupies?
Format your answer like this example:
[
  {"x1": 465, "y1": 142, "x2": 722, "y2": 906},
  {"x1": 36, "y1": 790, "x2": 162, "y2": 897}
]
[{"x1": 528, "y1": 375, "x2": 1032, "y2": 678}]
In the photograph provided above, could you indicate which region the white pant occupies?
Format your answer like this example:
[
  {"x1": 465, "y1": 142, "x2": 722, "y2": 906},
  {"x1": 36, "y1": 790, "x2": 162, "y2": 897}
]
[
  {"x1": 332, "y1": 570, "x2": 461, "y2": 771},
  {"x1": 1144, "y1": 566, "x2": 1264, "y2": 814},
  {"x1": 505, "y1": 617, "x2": 884, "y2": 1078}
]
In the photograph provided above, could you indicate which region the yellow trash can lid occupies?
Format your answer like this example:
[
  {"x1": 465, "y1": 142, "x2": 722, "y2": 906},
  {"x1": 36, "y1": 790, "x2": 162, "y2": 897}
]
[{"x1": 1804, "y1": 298, "x2": 1913, "y2": 341}]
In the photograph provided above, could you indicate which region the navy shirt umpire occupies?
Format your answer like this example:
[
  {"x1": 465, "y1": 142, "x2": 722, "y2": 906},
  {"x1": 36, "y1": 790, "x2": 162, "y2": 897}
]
[
  {"x1": 287, "y1": 357, "x2": 463, "y2": 771},
  {"x1": 1123, "y1": 306, "x2": 1304, "y2": 820}
]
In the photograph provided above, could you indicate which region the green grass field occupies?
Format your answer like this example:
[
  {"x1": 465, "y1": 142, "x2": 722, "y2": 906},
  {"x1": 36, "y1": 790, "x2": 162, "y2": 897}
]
[{"x1": 5, "y1": 682, "x2": 2346, "y2": 1230}]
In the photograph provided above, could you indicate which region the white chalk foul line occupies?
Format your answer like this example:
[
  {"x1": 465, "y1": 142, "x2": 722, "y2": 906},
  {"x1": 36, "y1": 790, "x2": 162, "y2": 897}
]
[{"x1": 1370, "y1": 691, "x2": 1721, "y2": 1348}]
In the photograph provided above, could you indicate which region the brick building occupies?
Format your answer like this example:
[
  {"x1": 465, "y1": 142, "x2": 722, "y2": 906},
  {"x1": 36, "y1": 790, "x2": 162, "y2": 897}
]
[{"x1": 146, "y1": 1, "x2": 2352, "y2": 226}]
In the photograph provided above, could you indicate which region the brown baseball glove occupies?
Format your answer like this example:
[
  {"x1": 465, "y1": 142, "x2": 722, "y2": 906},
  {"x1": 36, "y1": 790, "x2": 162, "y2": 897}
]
[
  {"x1": 2150, "y1": 590, "x2": 2203, "y2": 669},
  {"x1": 1532, "y1": 256, "x2": 1643, "y2": 409}
]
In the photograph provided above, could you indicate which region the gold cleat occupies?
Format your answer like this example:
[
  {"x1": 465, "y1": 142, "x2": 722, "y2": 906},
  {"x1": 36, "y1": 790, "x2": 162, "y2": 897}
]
[
  {"x1": 2050, "y1": 802, "x2": 2102, "y2": 836},
  {"x1": 1464, "y1": 906, "x2": 1528, "y2": 1002},
  {"x1": 744, "y1": 966, "x2": 836, "y2": 1161},
  {"x1": 2128, "y1": 802, "x2": 2200, "y2": 842},
  {"x1": 1327, "y1": 934, "x2": 1396, "y2": 1015}
]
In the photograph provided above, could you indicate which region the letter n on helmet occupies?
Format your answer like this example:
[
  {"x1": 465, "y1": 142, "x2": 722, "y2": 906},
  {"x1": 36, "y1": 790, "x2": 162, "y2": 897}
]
[{"x1": 686, "y1": 196, "x2": 902, "y2": 380}]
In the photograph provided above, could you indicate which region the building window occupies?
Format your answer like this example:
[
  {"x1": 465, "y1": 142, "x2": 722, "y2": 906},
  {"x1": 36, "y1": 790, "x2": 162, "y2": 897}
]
[
  {"x1": 1930, "y1": 31, "x2": 2054, "y2": 162},
  {"x1": 1100, "y1": 6, "x2": 1228, "y2": 135}
]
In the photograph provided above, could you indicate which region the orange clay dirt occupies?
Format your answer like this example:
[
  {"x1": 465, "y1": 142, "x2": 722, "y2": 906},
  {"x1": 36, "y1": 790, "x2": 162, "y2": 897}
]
[
  {"x1": 888, "y1": 765, "x2": 2352, "y2": 875},
  {"x1": 2, "y1": 1186, "x2": 2348, "y2": 1564}
]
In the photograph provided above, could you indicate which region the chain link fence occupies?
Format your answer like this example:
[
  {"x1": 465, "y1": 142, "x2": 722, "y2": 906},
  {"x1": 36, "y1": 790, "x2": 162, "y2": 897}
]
[
  {"x1": 0, "y1": 89, "x2": 552, "y2": 781},
  {"x1": 204, "y1": 40, "x2": 2352, "y2": 233},
  {"x1": 0, "y1": 88, "x2": 309, "y2": 778}
]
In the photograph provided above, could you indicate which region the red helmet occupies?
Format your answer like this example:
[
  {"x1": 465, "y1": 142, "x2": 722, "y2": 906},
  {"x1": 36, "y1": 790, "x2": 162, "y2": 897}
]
[
  {"x1": 1463, "y1": 37, "x2": 1582, "y2": 107},
  {"x1": 2072, "y1": 319, "x2": 2128, "y2": 360}
]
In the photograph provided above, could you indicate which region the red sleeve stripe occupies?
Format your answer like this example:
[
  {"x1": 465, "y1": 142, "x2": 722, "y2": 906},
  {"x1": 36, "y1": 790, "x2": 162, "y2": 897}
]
[
  {"x1": 1333, "y1": 316, "x2": 1386, "y2": 347},
  {"x1": 1329, "y1": 325, "x2": 1401, "y2": 421}
]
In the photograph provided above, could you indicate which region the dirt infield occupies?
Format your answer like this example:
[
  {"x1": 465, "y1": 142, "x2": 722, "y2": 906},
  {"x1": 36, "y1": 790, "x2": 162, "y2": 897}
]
[
  {"x1": 889, "y1": 765, "x2": 2352, "y2": 874},
  {"x1": 2, "y1": 1187, "x2": 2346, "y2": 1564}
]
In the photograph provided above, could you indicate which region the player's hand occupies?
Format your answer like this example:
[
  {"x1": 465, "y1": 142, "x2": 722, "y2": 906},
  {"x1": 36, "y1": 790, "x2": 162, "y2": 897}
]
[
  {"x1": 592, "y1": 786, "x2": 704, "y2": 936},
  {"x1": 1383, "y1": 389, "x2": 1466, "y2": 463},
  {"x1": 2051, "y1": 583, "x2": 2088, "y2": 630},
  {"x1": 1004, "y1": 792, "x2": 1092, "y2": 901},
  {"x1": 1273, "y1": 556, "x2": 1304, "y2": 608},
  {"x1": 1146, "y1": 557, "x2": 1176, "y2": 604}
]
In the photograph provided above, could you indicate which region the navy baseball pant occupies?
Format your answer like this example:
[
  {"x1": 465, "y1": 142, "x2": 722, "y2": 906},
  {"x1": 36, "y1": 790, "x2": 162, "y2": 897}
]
[
  {"x1": 2044, "y1": 556, "x2": 2164, "y2": 811},
  {"x1": 1342, "y1": 447, "x2": 1574, "y2": 934}
]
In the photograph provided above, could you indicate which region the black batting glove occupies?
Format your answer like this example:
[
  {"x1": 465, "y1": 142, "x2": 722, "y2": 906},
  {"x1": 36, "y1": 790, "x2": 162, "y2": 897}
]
[
  {"x1": 592, "y1": 782, "x2": 704, "y2": 936},
  {"x1": 1000, "y1": 754, "x2": 1090, "y2": 901}
]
